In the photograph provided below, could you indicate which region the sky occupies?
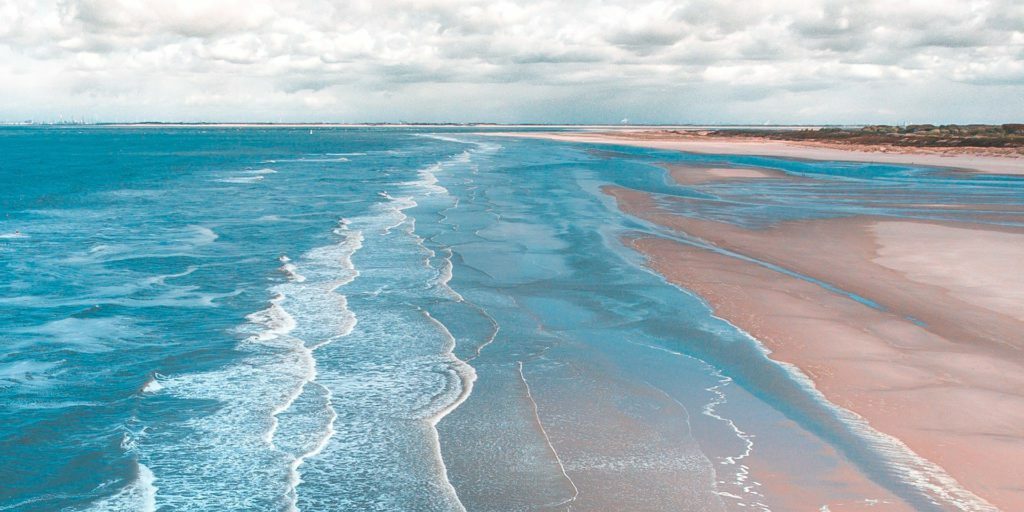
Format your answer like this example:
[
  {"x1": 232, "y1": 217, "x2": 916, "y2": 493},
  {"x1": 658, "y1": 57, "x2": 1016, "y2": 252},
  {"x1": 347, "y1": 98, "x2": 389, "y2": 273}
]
[{"x1": 1, "y1": 0, "x2": 1022, "y2": 124}]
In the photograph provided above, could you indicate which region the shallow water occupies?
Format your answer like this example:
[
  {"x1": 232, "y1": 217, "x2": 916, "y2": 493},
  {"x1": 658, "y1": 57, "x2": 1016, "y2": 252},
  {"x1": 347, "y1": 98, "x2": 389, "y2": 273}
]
[{"x1": 2, "y1": 126, "x2": 1013, "y2": 511}]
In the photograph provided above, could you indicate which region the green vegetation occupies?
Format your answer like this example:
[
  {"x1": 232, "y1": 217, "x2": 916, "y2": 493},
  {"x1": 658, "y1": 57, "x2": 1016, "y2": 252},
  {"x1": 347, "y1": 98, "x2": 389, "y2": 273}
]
[{"x1": 710, "y1": 124, "x2": 1024, "y2": 148}]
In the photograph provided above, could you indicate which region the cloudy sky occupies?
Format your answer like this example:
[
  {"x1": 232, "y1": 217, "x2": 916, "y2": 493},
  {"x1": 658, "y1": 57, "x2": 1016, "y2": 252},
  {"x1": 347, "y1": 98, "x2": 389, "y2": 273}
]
[{"x1": 1, "y1": 0, "x2": 1022, "y2": 124}]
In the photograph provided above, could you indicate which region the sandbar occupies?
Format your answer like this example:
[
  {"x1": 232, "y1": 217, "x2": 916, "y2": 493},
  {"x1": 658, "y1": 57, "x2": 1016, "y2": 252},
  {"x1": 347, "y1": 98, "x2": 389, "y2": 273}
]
[{"x1": 663, "y1": 164, "x2": 791, "y2": 185}]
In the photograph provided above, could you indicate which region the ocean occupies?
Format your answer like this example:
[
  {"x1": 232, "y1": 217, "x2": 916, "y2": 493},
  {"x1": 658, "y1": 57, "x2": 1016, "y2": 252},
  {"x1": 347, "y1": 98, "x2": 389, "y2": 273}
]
[{"x1": 2, "y1": 127, "x2": 1016, "y2": 511}]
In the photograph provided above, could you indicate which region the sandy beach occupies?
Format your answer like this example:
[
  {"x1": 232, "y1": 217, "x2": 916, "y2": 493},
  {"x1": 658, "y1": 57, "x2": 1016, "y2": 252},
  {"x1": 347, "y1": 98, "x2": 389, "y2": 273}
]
[
  {"x1": 607, "y1": 186, "x2": 1024, "y2": 353},
  {"x1": 484, "y1": 131, "x2": 1024, "y2": 176},
  {"x1": 606, "y1": 181, "x2": 1024, "y2": 510}
]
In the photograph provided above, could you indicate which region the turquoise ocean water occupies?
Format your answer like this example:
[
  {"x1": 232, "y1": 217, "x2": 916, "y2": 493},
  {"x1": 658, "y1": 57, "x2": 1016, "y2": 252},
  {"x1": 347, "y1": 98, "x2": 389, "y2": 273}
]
[{"x1": 1, "y1": 127, "x2": 1019, "y2": 511}]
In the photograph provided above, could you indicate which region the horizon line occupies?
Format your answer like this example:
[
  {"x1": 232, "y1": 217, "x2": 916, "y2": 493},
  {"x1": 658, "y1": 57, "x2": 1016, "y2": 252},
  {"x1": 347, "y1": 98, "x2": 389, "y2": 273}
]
[{"x1": 5, "y1": 121, "x2": 999, "y2": 129}]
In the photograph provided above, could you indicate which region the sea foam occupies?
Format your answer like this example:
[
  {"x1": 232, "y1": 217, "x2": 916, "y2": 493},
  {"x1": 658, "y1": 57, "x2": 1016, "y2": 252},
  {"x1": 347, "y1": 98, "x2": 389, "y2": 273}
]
[{"x1": 85, "y1": 462, "x2": 157, "y2": 512}]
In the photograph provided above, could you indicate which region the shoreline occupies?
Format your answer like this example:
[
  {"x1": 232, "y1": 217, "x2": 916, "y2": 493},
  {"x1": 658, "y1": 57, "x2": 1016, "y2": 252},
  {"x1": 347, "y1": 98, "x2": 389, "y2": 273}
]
[
  {"x1": 606, "y1": 182, "x2": 1024, "y2": 510},
  {"x1": 627, "y1": 234, "x2": 1003, "y2": 511},
  {"x1": 481, "y1": 131, "x2": 1024, "y2": 176}
]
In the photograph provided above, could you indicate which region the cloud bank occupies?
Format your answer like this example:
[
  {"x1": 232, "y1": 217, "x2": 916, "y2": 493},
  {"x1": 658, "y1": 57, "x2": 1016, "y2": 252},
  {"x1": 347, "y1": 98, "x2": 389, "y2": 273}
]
[{"x1": 1, "y1": 0, "x2": 1022, "y2": 123}]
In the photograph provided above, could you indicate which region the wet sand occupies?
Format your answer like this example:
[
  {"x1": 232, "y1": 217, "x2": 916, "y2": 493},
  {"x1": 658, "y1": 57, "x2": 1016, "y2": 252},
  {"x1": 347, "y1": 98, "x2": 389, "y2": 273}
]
[
  {"x1": 752, "y1": 459, "x2": 913, "y2": 512},
  {"x1": 483, "y1": 131, "x2": 1024, "y2": 176},
  {"x1": 609, "y1": 184, "x2": 1024, "y2": 510},
  {"x1": 664, "y1": 164, "x2": 791, "y2": 185}
]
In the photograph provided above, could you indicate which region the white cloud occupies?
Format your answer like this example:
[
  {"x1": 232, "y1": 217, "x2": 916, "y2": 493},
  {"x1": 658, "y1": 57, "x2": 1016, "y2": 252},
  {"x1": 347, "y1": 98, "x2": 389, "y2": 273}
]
[{"x1": 0, "y1": 0, "x2": 1021, "y2": 123}]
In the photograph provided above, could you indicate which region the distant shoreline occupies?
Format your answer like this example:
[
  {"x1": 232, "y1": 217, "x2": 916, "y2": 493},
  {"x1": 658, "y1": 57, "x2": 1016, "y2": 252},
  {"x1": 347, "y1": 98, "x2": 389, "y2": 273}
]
[{"x1": 482, "y1": 130, "x2": 1024, "y2": 176}]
